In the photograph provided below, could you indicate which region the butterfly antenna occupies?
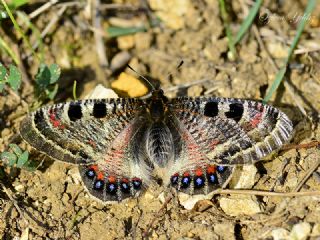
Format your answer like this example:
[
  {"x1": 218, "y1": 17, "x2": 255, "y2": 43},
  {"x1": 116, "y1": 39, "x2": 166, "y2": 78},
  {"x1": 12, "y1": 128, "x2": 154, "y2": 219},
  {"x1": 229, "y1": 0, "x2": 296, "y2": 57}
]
[
  {"x1": 127, "y1": 64, "x2": 155, "y2": 90},
  {"x1": 166, "y1": 60, "x2": 184, "y2": 81}
]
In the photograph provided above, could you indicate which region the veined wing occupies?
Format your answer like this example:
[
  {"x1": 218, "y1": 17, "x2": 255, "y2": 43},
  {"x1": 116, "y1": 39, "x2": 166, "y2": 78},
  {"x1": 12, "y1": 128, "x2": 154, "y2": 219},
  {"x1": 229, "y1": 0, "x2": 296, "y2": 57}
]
[
  {"x1": 169, "y1": 97, "x2": 293, "y2": 166},
  {"x1": 20, "y1": 98, "x2": 151, "y2": 202}
]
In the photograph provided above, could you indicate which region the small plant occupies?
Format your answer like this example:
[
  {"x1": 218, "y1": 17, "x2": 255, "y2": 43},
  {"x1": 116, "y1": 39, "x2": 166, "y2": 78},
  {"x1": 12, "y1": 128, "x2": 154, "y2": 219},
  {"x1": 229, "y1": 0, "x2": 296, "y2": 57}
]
[
  {"x1": 34, "y1": 63, "x2": 61, "y2": 101},
  {"x1": 0, "y1": 144, "x2": 37, "y2": 171},
  {"x1": 0, "y1": 0, "x2": 29, "y2": 20},
  {"x1": 0, "y1": 62, "x2": 61, "y2": 172},
  {"x1": 0, "y1": 63, "x2": 22, "y2": 92},
  {"x1": 107, "y1": 26, "x2": 148, "y2": 38}
]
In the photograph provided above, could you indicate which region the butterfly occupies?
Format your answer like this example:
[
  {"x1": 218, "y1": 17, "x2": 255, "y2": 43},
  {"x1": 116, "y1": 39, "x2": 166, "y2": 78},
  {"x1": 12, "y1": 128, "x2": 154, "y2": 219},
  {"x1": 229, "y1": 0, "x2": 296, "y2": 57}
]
[{"x1": 20, "y1": 87, "x2": 293, "y2": 203}]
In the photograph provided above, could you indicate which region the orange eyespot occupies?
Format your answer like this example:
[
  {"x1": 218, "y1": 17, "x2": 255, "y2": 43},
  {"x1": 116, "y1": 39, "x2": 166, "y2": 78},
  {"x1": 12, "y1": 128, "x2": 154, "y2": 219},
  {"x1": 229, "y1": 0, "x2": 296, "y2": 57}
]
[
  {"x1": 108, "y1": 175, "x2": 116, "y2": 183},
  {"x1": 90, "y1": 165, "x2": 98, "y2": 171},
  {"x1": 195, "y1": 168, "x2": 203, "y2": 176},
  {"x1": 97, "y1": 172, "x2": 104, "y2": 180},
  {"x1": 121, "y1": 178, "x2": 129, "y2": 183},
  {"x1": 183, "y1": 172, "x2": 190, "y2": 177},
  {"x1": 207, "y1": 165, "x2": 217, "y2": 174}
]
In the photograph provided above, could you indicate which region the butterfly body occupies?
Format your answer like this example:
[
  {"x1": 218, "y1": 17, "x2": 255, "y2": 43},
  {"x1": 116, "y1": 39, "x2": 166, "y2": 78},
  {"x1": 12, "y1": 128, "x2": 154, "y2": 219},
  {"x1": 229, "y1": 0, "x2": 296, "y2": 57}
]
[{"x1": 20, "y1": 88, "x2": 293, "y2": 203}]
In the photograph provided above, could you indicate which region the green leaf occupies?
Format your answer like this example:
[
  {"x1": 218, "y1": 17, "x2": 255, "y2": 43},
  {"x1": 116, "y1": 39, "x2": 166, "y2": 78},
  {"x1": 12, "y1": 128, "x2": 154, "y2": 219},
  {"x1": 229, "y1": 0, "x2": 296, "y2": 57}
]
[
  {"x1": 1, "y1": 151, "x2": 17, "y2": 166},
  {"x1": 16, "y1": 150, "x2": 29, "y2": 168},
  {"x1": 35, "y1": 63, "x2": 60, "y2": 87},
  {"x1": 107, "y1": 26, "x2": 147, "y2": 38},
  {"x1": 49, "y1": 64, "x2": 61, "y2": 84},
  {"x1": 0, "y1": 63, "x2": 7, "y2": 81},
  {"x1": 9, "y1": 143, "x2": 22, "y2": 155},
  {"x1": 9, "y1": 0, "x2": 29, "y2": 9},
  {"x1": 7, "y1": 64, "x2": 21, "y2": 91},
  {"x1": 35, "y1": 63, "x2": 51, "y2": 88},
  {"x1": 46, "y1": 84, "x2": 59, "y2": 100},
  {"x1": 23, "y1": 159, "x2": 39, "y2": 171},
  {"x1": 0, "y1": 82, "x2": 4, "y2": 92}
]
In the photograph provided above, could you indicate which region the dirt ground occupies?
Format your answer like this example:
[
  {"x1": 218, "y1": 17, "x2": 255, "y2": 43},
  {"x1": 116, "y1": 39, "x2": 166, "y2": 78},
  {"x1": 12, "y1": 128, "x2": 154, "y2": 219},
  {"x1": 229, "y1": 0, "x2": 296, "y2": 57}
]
[{"x1": 1, "y1": 0, "x2": 320, "y2": 239}]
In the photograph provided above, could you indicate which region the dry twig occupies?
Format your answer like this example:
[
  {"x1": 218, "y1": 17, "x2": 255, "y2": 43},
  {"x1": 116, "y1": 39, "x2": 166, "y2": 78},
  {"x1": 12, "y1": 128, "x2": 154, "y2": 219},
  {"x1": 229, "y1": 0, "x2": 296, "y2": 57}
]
[
  {"x1": 29, "y1": 0, "x2": 59, "y2": 19},
  {"x1": 92, "y1": 0, "x2": 108, "y2": 68},
  {"x1": 213, "y1": 188, "x2": 320, "y2": 197},
  {"x1": 0, "y1": 182, "x2": 29, "y2": 226},
  {"x1": 294, "y1": 151, "x2": 320, "y2": 192}
]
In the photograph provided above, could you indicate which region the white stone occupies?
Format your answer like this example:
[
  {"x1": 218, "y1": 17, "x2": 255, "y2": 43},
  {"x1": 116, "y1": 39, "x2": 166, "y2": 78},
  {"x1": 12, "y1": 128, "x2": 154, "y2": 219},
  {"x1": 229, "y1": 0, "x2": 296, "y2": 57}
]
[
  {"x1": 20, "y1": 227, "x2": 29, "y2": 240},
  {"x1": 148, "y1": 0, "x2": 191, "y2": 29},
  {"x1": 311, "y1": 223, "x2": 320, "y2": 236},
  {"x1": 229, "y1": 165, "x2": 257, "y2": 189},
  {"x1": 219, "y1": 196, "x2": 262, "y2": 216},
  {"x1": 85, "y1": 84, "x2": 118, "y2": 99},
  {"x1": 289, "y1": 222, "x2": 311, "y2": 240},
  {"x1": 178, "y1": 192, "x2": 214, "y2": 210},
  {"x1": 271, "y1": 228, "x2": 290, "y2": 240}
]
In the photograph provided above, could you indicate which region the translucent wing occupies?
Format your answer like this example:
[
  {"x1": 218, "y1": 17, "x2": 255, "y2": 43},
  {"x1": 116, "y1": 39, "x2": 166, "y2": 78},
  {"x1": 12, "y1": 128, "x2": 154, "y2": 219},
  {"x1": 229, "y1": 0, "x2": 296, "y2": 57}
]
[{"x1": 20, "y1": 98, "x2": 150, "y2": 202}]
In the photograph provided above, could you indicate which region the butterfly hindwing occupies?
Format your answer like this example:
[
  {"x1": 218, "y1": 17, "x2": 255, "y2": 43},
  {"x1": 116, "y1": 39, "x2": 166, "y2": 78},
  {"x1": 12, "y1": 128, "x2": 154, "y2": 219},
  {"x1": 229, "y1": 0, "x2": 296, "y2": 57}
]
[{"x1": 160, "y1": 111, "x2": 235, "y2": 194}]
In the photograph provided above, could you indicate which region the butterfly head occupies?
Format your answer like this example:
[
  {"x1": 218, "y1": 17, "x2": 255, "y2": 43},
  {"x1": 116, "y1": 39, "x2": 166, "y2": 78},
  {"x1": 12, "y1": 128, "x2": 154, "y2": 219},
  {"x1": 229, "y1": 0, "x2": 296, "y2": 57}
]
[
  {"x1": 147, "y1": 89, "x2": 169, "y2": 122},
  {"x1": 151, "y1": 88, "x2": 164, "y2": 99}
]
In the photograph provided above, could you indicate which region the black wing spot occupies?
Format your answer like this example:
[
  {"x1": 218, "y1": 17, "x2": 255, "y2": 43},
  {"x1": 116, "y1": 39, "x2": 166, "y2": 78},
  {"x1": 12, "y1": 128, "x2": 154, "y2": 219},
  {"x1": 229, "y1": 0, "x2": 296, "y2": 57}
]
[
  {"x1": 204, "y1": 102, "x2": 219, "y2": 117},
  {"x1": 93, "y1": 102, "x2": 107, "y2": 118},
  {"x1": 268, "y1": 107, "x2": 279, "y2": 124},
  {"x1": 34, "y1": 109, "x2": 44, "y2": 125},
  {"x1": 225, "y1": 103, "x2": 244, "y2": 122},
  {"x1": 68, "y1": 103, "x2": 82, "y2": 121}
]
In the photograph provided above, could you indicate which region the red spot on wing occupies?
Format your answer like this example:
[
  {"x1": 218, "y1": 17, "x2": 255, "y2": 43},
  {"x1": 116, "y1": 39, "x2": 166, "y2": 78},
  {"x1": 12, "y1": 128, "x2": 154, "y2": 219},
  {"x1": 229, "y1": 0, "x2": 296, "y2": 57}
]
[
  {"x1": 48, "y1": 109, "x2": 65, "y2": 129},
  {"x1": 183, "y1": 172, "x2": 190, "y2": 177},
  {"x1": 108, "y1": 176, "x2": 116, "y2": 183},
  {"x1": 195, "y1": 168, "x2": 203, "y2": 176},
  {"x1": 132, "y1": 177, "x2": 142, "y2": 182},
  {"x1": 97, "y1": 172, "x2": 104, "y2": 180},
  {"x1": 121, "y1": 178, "x2": 129, "y2": 183},
  {"x1": 250, "y1": 112, "x2": 263, "y2": 128},
  {"x1": 207, "y1": 165, "x2": 217, "y2": 174},
  {"x1": 250, "y1": 104, "x2": 265, "y2": 128},
  {"x1": 90, "y1": 165, "x2": 98, "y2": 171}
]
